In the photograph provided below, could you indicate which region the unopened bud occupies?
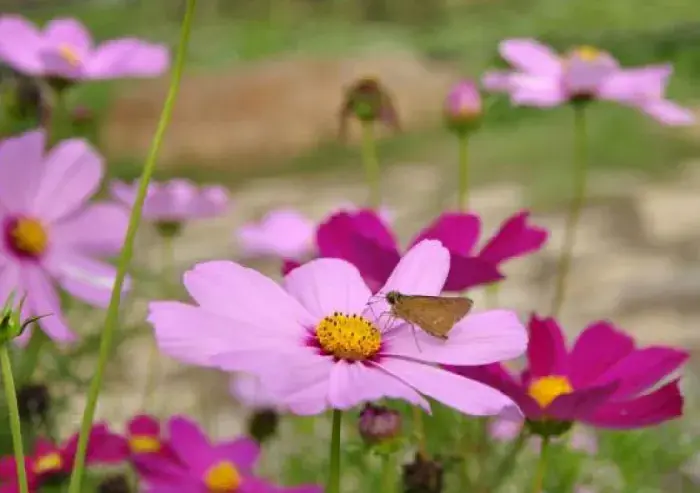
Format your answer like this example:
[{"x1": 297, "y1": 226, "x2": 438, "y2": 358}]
[
  {"x1": 0, "y1": 292, "x2": 44, "y2": 344},
  {"x1": 339, "y1": 77, "x2": 400, "y2": 139},
  {"x1": 98, "y1": 474, "x2": 131, "y2": 493},
  {"x1": 358, "y1": 403, "x2": 402, "y2": 446},
  {"x1": 444, "y1": 80, "x2": 482, "y2": 135},
  {"x1": 402, "y1": 453, "x2": 444, "y2": 493},
  {"x1": 247, "y1": 408, "x2": 279, "y2": 445}
]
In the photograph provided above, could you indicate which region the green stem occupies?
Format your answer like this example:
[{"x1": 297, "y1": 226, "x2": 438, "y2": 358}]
[
  {"x1": 531, "y1": 436, "x2": 551, "y2": 493},
  {"x1": 457, "y1": 132, "x2": 470, "y2": 210},
  {"x1": 551, "y1": 103, "x2": 588, "y2": 317},
  {"x1": 381, "y1": 453, "x2": 397, "y2": 493},
  {"x1": 48, "y1": 88, "x2": 67, "y2": 146},
  {"x1": 66, "y1": 2, "x2": 197, "y2": 491},
  {"x1": 0, "y1": 344, "x2": 30, "y2": 493},
  {"x1": 16, "y1": 329, "x2": 46, "y2": 386},
  {"x1": 360, "y1": 121, "x2": 381, "y2": 208},
  {"x1": 487, "y1": 428, "x2": 528, "y2": 492},
  {"x1": 412, "y1": 406, "x2": 428, "y2": 459},
  {"x1": 327, "y1": 410, "x2": 343, "y2": 493}
]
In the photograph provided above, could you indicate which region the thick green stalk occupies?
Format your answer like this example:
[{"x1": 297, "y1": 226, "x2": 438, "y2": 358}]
[
  {"x1": 551, "y1": 104, "x2": 589, "y2": 317},
  {"x1": 327, "y1": 410, "x2": 343, "y2": 493},
  {"x1": 1, "y1": 344, "x2": 29, "y2": 493},
  {"x1": 531, "y1": 437, "x2": 551, "y2": 493},
  {"x1": 381, "y1": 453, "x2": 397, "y2": 493},
  {"x1": 65, "y1": 2, "x2": 197, "y2": 491},
  {"x1": 360, "y1": 121, "x2": 381, "y2": 208}
]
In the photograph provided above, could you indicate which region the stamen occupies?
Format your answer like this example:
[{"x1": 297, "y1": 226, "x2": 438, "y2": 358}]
[
  {"x1": 315, "y1": 312, "x2": 382, "y2": 361},
  {"x1": 527, "y1": 375, "x2": 574, "y2": 408}
]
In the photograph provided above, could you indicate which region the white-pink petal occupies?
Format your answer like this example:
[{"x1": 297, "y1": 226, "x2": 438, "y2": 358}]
[
  {"x1": 499, "y1": 39, "x2": 562, "y2": 76},
  {"x1": 379, "y1": 239, "x2": 449, "y2": 297}
]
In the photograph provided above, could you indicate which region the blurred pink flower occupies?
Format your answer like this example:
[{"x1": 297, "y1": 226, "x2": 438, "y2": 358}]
[
  {"x1": 483, "y1": 39, "x2": 694, "y2": 125},
  {"x1": 229, "y1": 372, "x2": 287, "y2": 411},
  {"x1": 0, "y1": 424, "x2": 126, "y2": 492},
  {"x1": 455, "y1": 315, "x2": 688, "y2": 430},
  {"x1": 148, "y1": 240, "x2": 527, "y2": 416},
  {"x1": 312, "y1": 209, "x2": 547, "y2": 292},
  {"x1": 236, "y1": 209, "x2": 316, "y2": 261},
  {"x1": 110, "y1": 179, "x2": 229, "y2": 223},
  {"x1": 136, "y1": 416, "x2": 320, "y2": 493},
  {"x1": 0, "y1": 130, "x2": 129, "y2": 343},
  {"x1": 0, "y1": 16, "x2": 169, "y2": 81}
]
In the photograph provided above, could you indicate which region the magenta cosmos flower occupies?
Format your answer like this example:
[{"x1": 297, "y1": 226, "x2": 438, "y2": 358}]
[
  {"x1": 148, "y1": 239, "x2": 527, "y2": 416},
  {"x1": 0, "y1": 16, "x2": 168, "y2": 81},
  {"x1": 137, "y1": 416, "x2": 321, "y2": 493},
  {"x1": 483, "y1": 38, "x2": 694, "y2": 125},
  {"x1": 454, "y1": 314, "x2": 688, "y2": 430},
  {"x1": 110, "y1": 179, "x2": 229, "y2": 225},
  {"x1": 309, "y1": 208, "x2": 547, "y2": 293},
  {"x1": 0, "y1": 130, "x2": 129, "y2": 343},
  {"x1": 0, "y1": 424, "x2": 125, "y2": 492},
  {"x1": 118, "y1": 415, "x2": 181, "y2": 480}
]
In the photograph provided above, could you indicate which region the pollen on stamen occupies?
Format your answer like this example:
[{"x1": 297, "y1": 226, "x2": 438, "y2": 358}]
[
  {"x1": 527, "y1": 375, "x2": 574, "y2": 409},
  {"x1": 315, "y1": 312, "x2": 382, "y2": 361},
  {"x1": 5, "y1": 216, "x2": 49, "y2": 259}
]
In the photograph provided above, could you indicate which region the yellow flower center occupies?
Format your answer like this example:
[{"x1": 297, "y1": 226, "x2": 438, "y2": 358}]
[
  {"x1": 129, "y1": 435, "x2": 161, "y2": 453},
  {"x1": 316, "y1": 312, "x2": 381, "y2": 361},
  {"x1": 570, "y1": 45, "x2": 601, "y2": 62},
  {"x1": 528, "y1": 376, "x2": 574, "y2": 408},
  {"x1": 33, "y1": 452, "x2": 62, "y2": 474},
  {"x1": 10, "y1": 218, "x2": 48, "y2": 256},
  {"x1": 204, "y1": 461, "x2": 242, "y2": 492},
  {"x1": 58, "y1": 44, "x2": 81, "y2": 67}
]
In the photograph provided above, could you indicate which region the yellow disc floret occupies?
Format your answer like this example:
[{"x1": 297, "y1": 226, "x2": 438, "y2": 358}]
[
  {"x1": 316, "y1": 312, "x2": 382, "y2": 361},
  {"x1": 10, "y1": 217, "x2": 48, "y2": 256},
  {"x1": 528, "y1": 375, "x2": 574, "y2": 408},
  {"x1": 204, "y1": 461, "x2": 241, "y2": 492}
]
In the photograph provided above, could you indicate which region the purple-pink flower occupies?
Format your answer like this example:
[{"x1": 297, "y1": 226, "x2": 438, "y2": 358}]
[
  {"x1": 135, "y1": 416, "x2": 320, "y2": 493},
  {"x1": 110, "y1": 179, "x2": 229, "y2": 223},
  {"x1": 483, "y1": 38, "x2": 694, "y2": 125},
  {"x1": 312, "y1": 209, "x2": 547, "y2": 292},
  {"x1": 0, "y1": 424, "x2": 126, "y2": 492},
  {"x1": 0, "y1": 130, "x2": 129, "y2": 343},
  {"x1": 148, "y1": 240, "x2": 527, "y2": 416},
  {"x1": 454, "y1": 314, "x2": 688, "y2": 429},
  {"x1": 236, "y1": 209, "x2": 316, "y2": 262},
  {"x1": 0, "y1": 16, "x2": 169, "y2": 81}
]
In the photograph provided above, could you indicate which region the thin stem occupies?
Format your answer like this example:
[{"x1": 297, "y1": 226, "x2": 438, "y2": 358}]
[
  {"x1": 66, "y1": 2, "x2": 197, "y2": 492},
  {"x1": 457, "y1": 133, "x2": 470, "y2": 210},
  {"x1": 327, "y1": 410, "x2": 343, "y2": 493},
  {"x1": 16, "y1": 329, "x2": 46, "y2": 386},
  {"x1": 412, "y1": 406, "x2": 428, "y2": 459},
  {"x1": 381, "y1": 453, "x2": 397, "y2": 493},
  {"x1": 531, "y1": 436, "x2": 550, "y2": 493},
  {"x1": 0, "y1": 344, "x2": 30, "y2": 493},
  {"x1": 360, "y1": 121, "x2": 381, "y2": 208},
  {"x1": 140, "y1": 235, "x2": 175, "y2": 414},
  {"x1": 551, "y1": 104, "x2": 588, "y2": 317},
  {"x1": 47, "y1": 87, "x2": 67, "y2": 146},
  {"x1": 486, "y1": 427, "x2": 528, "y2": 492}
]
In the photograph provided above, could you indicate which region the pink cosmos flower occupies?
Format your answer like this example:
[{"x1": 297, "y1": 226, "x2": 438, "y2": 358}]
[
  {"x1": 0, "y1": 424, "x2": 126, "y2": 492},
  {"x1": 148, "y1": 239, "x2": 528, "y2": 416},
  {"x1": 136, "y1": 416, "x2": 321, "y2": 493},
  {"x1": 110, "y1": 179, "x2": 229, "y2": 223},
  {"x1": 230, "y1": 373, "x2": 287, "y2": 411},
  {"x1": 0, "y1": 130, "x2": 129, "y2": 343},
  {"x1": 483, "y1": 38, "x2": 694, "y2": 125},
  {"x1": 0, "y1": 16, "x2": 168, "y2": 81},
  {"x1": 311, "y1": 208, "x2": 547, "y2": 293},
  {"x1": 236, "y1": 209, "x2": 316, "y2": 262},
  {"x1": 454, "y1": 315, "x2": 688, "y2": 429}
]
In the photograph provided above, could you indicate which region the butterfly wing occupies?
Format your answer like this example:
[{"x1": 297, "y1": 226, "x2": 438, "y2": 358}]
[{"x1": 393, "y1": 296, "x2": 473, "y2": 339}]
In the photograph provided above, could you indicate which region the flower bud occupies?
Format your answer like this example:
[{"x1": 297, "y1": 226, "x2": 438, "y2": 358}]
[
  {"x1": 17, "y1": 383, "x2": 51, "y2": 426},
  {"x1": 0, "y1": 292, "x2": 44, "y2": 344},
  {"x1": 358, "y1": 403, "x2": 402, "y2": 446},
  {"x1": 339, "y1": 77, "x2": 400, "y2": 139},
  {"x1": 247, "y1": 408, "x2": 279, "y2": 445},
  {"x1": 402, "y1": 453, "x2": 444, "y2": 493},
  {"x1": 98, "y1": 474, "x2": 131, "y2": 493},
  {"x1": 444, "y1": 80, "x2": 482, "y2": 135},
  {"x1": 155, "y1": 220, "x2": 184, "y2": 239}
]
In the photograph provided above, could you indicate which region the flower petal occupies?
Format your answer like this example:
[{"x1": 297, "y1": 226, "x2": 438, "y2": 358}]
[
  {"x1": 284, "y1": 258, "x2": 371, "y2": 318},
  {"x1": 236, "y1": 209, "x2": 315, "y2": 260},
  {"x1": 167, "y1": 417, "x2": 212, "y2": 476},
  {"x1": 546, "y1": 383, "x2": 618, "y2": 422},
  {"x1": 509, "y1": 73, "x2": 567, "y2": 107},
  {"x1": 378, "y1": 239, "x2": 449, "y2": 296},
  {"x1": 51, "y1": 202, "x2": 128, "y2": 255},
  {"x1": 328, "y1": 360, "x2": 430, "y2": 410},
  {"x1": 443, "y1": 255, "x2": 503, "y2": 292},
  {"x1": 587, "y1": 347, "x2": 688, "y2": 400},
  {"x1": 85, "y1": 39, "x2": 169, "y2": 79},
  {"x1": 215, "y1": 437, "x2": 259, "y2": 471},
  {"x1": 31, "y1": 138, "x2": 103, "y2": 222},
  {"x1": 640, "y1": 99, "x2": 695, "y2": 126},
  {"x1": 527, "y1": 315, "x2": 568, "y2": 378},
  {"x1": 128, "y1": 414, "x2": 161, "y2": 436},
  {"x1": 384, "y1": 309, "x2": 527, "y2": 366},
  {"x1": 409, "y1": 212, "x2": 480, "y2": 255},
  {"x1": 482, "y1": 71, "x2": 513, "y2": 93},
  {"x1": 0, "y1": 130, "x2": 45, "y2": 213},
  {"x1": 478, "y1": 210, "x2": 548, "y2": 264},
  {"x1": 48, "y1": 253, "x2": 126, "y2": 308},
  {"x1": 23, "y1": 264, "x2": 75, "y2": 343},
  {"x1": 379, "y1": 358, "x2": 517, "y2": 416},
  {"x1": 584, "y1": 380, "x2": 683, "y2": 429},
  {"x1": 183, "y1": 260, "x2": 313, "y2": 336},
  {"x1": 44, "y1": 18, "x2": 92, "y2": 54},
  {"x1": 0, "y1": 16, "x2": 43, "y2": 75},
  {"x1": 568, "y1": 321, "x2": 635, "y2": 388},
  {"x1": 499, "y1": 38, "x2": 562, "y2": 76}
]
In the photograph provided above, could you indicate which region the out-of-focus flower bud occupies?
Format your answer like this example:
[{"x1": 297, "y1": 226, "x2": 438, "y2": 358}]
[
  {"x1": 0, "y1": 292, "x2": 46, "y2": 344},
  {"x1": 444, "y1": 80, "x2": 482, "y2": 135},
  {"x1": 402, "y1": 452, "x2": 444, "y2": 493},
  {"x1": 358, "y1": 403, "x2": 402, "y2": 446},
  {"x1": 247, "y1": 408, "x2": 279, "y2": 445},
  {"x1": 339, "y1": 76, "x2": 400, "y2": 139},
  {"x1": 17, "y1": 382, "x2": 51, "y2": 425}
]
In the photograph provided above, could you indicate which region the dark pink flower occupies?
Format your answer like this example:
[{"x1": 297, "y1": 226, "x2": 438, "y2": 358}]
[
  {"x1": 454, "y1": 315, "x2": 688, "y2": 430},
  {"x1": 483, "y1": 38, "x2": 694, "y2": 125},
  {"x1": 0, "y1": 16, "x2": 168, "y2": 81},
  {"x1": 310, "y1": 209, "x2": 547, "y2": 292},
  {"x1": 0, "y1": 424, "x2": 126, "y2": 492},
  {"x1": 137, "y1": 416, "x2": 321, "y2": 493}
]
